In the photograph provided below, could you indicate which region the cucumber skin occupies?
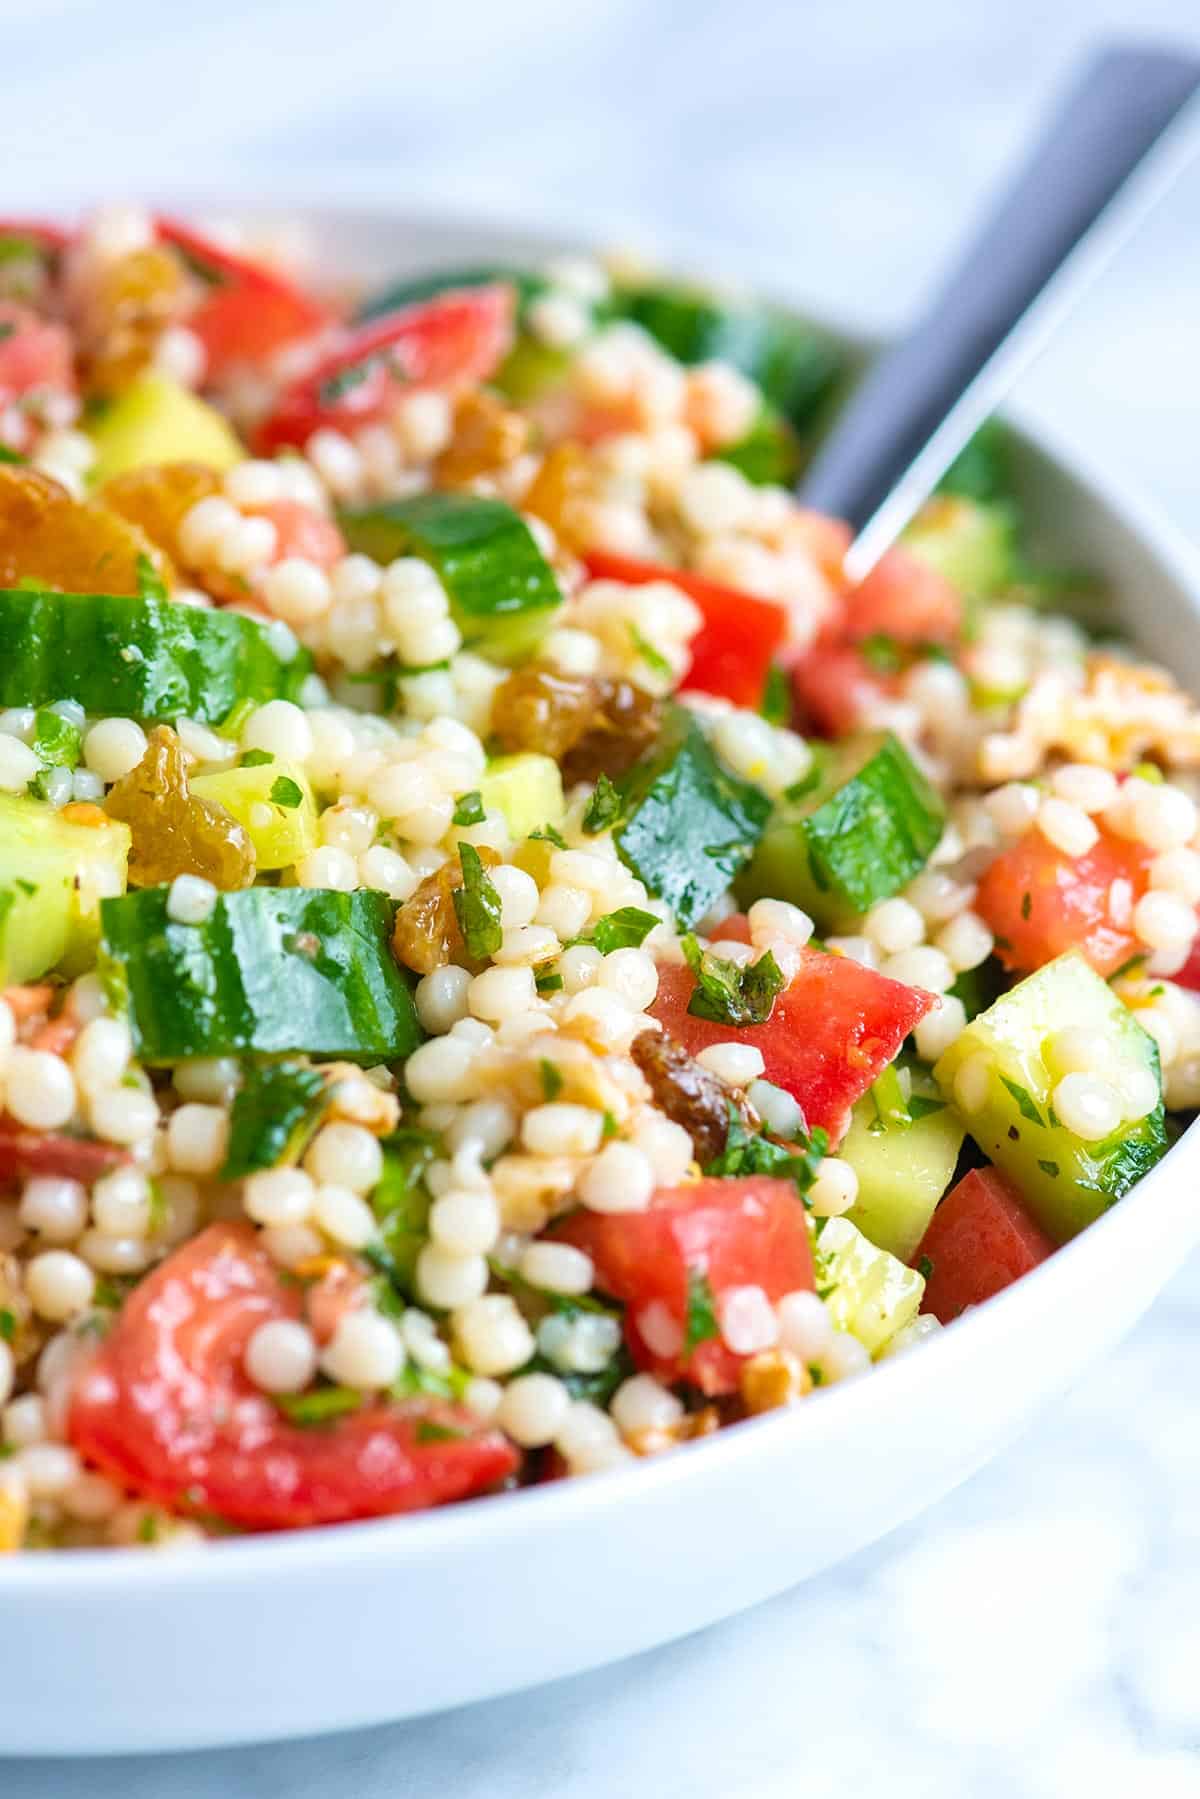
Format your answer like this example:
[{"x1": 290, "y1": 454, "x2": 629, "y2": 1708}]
[
  {"x1": 339, "y1": 493, "x2": 563, "y2": 662},
  {"x1": 0, "y1": 589, "x2": 311, "y2": 725},
  {"x1": 613, "y1": 706, "x2": 771, "y2": 930},
  {"x1": 100, "y1": 887, "x2": 423, "y2": 1065}
]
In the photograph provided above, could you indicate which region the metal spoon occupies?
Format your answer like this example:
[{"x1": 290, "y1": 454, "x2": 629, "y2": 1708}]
[{"x1": 797, "y1": 42, "x2": 1200, "y2": 583}]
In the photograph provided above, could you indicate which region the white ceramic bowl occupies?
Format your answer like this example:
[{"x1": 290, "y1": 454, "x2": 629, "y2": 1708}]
[{"x1": 4, "y1": 205, "x2": 1200, "y2": 1757}]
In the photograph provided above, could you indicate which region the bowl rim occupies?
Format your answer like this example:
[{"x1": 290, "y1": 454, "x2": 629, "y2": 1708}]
[{"x1": 3, "y1": 199, "x2": 1199, "y2": 1597}]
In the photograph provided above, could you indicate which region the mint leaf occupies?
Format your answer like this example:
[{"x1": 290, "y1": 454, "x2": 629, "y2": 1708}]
[
  {"x1": 452, "y1": 790, "x2": 484, "y2": 826},
  {"x1": 583, "y1": 773, "x2": 622, "y2": 835},
  {"x1": 681, "y1": 933, "x2": 784, "y2": 1026},
  {"x1": 453, "y1": 842, "x2": 503, "y2": 960},
  {"x1": 591, "y1": 906, "x2": 659, "y2": 953},
  {"x1": 269, "y1": 775, "x2": 303, "y2": 809}
]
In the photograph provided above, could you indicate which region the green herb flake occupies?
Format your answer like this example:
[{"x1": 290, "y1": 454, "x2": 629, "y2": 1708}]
[
  {"x1": 0, "y1": 1308, "x2": 15, "y2": 1343},
  {"x1": 999, "y1": 1074, "x2": 1045, "y2": 1128},
  {"x1": 683, "y1": 1268, "x2": 720, "y2": 1354},
  {"x1": 529, "y1": 822, "x2": 567, "y2": 849},
  {"x1": 239, "y1": 747, "x2": 274, "y2": 768},
  {"x1": 276, "y1": 1386, "x2": 364, "y2": 1427},
  {"x1": 269, "y1": 775, "x2": 303, "y2": 809},
  {"x1": 591, "y1": 905, "x2": 659, "y2": 954},
  {"x1": 681, "y1": 933, "x2": 784, "y2": 1027},
  {"x1": 906, "y1": 1094, "x2": 947, "y2": 1121},
  {"x1": 858, "y1": 632, "x2": 905, "y2": 675},
  {"x1": 704, "y1": 1103, "x2": 826, "y2": 1199},
  {"x1": 628, "y1": 623, "x2": 672, "y2": 681},
  {"x1": 1020, "y1": 891, "x2": 1032, "y2": 921},
  {"x1": 582, "y1": 772, "x2": 623, "y2": 835},
  {"x1": 14, "y1": 878, "x2": 35, "y2": 897},
  {"x1": 414, "y1": 1418, "x2": 469, "y2": 1445},
  {"x1": 601, "y1": 1110, "x2": 620, "y2": 1140},
  {"x1": 135, "y1": 552, "x2": 168, "y2": 604},
  {"x1": 916, "y1": 1254, "x2": 935, "y2": 1280},
  {"x1": 759, "y1": 662, "x2": 790, "y2": 726},
  {"x1": 221, "y1": 1058, "x2": 329, "y2": 1182},
  {"x1": 539, "y1": 1058, "x2": 564, "y2": 1102},
  {"x1": 452, "y1": 789, "x2": 485, "y2": 827},
  {"x1": 452, "y1": 841, "x2": 503, "y2": 960},
  {"x1": 535, "y1": 970, "x2": 564, "y2": 994},
  {"x1": 1037, "y1": 1158, "x2": 1061, "y2": 1179},
  {"x1": 136, "y1": 1512, "x2": 160, "y2": 1544}
]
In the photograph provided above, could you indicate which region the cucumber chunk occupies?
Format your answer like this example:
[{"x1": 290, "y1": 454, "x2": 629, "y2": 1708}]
[
  {"x1": 0, "y1": 794, "x2": 130, "y2": 984},
  {"x1": 86, "y1": 375, "x2": 245, "y2": 483},
  {"x1": 736, "y1": 731, "x2": 944, "y2": 927},
  {"x1": 190, "y1": 760, "x2": 317, "y2": 870},
  {"x1": 713, "y1": 404, "x2": 802, "y2": 487},
  {"x1": 934, "y1": 951, "x2": 1167, "y2": 1241},
  {"x1": 0, "y1": 588, "x2": 311, "y2": 725},
  {"x1": 99, "y1": 887, "x2": 423, "y2": 1065},
  {"x1": 903, "y1": 494, "x2": 1016, "y2": 600},
  {"x1": 478, "y1": 753, "x2": 565, "y2": 842},
  {"x1": 339, "y1": 493, "x2": 563, "y2": 663},
  {"x1": 813, "y1": 1214, "x2": 925, "y2": 1356},
  {"x1": 842, "y1": 1071, "x2": 965, "y2": 1261},
  {"x1": 612, "y1": 704, "x2": 771, "y2": 930}
]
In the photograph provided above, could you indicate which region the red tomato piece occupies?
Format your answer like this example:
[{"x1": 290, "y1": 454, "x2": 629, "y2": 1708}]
[
  {"x1": 649, "y1": 949, "x2": 933, "y2": 1145},
  {"x1": 791, "y1": 640, "x2": 893, "y2": 738},
  {"x1": 554, "y1": 1177, "x2": 814, "y2": 1395},
  {"x1": 914, "y1": 1167, "x2": 1056, "y2": 1323},
  {"x1": 0, "y1": 1120, "x2": 127, "y2": 1183},
  {"x1": 69, "y1": 1222, "x2": 518, "y2": 1529},
  {"x1": 252, "y1": 498, "x2": 346, "y2": 572},
  {"x1": 976, "y1": 825, "x2": 1153, "y2": 978},
  {"x1": 581, "y1": 549, "x2": 789, "y2": 710},
  {"x1": 254, "y1": 285, "x2": 515, "y2": 455},
  {"x1": 1171, "y1": 936, "x2": 1200, "y2": 992},
  {"x1": 156, "y1": 217, "x2": 334, "y2": 377},
  {"x1": 0, "y1": 219, "x2": 71, "y2": 252},
  {"x1": 844, "y1": 544, "x2": 963, "y2": 645},
  {"x1": 0, "y1": 302, "x2": 75, "y2": 401}
]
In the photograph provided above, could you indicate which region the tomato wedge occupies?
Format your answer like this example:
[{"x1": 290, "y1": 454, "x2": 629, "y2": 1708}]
[
  {"x1": 0, "y1": 1121, "x2": 128, "y2": 1184},
  {"x1": 553, "y1": 1177, "x2": 814, "y2": 1395},
  {"x1": 791, "y1": 639, "x2": 893, "y2": 738},
  {"x1": 843, "y1": 543, "x2": 963, "y2": 645},
  {"x1": 914, "y1": 1167, "x2": 1055, "y2": 1323},
  {"x1": 976, "y1": 824, "x2": 1153, "y2": 978},
  {"x1": 0, "y1": 302, "x2": 74, "y2": 401},
  {"x1": 156, "y1": 217, "x2": 334, "y2": 377},
  {"x1": 650, "y1": 943, "x2": 933, "y2": 1145},
  {"x1": 254, "y1": 284, "x2": 515, "y2": 455},
  {"x1": 581, "y1": 549, "x2": 788, "y2": 710},
  {"x1": 69, "y1": 1222, "x2": 518, "y2": 1529}
]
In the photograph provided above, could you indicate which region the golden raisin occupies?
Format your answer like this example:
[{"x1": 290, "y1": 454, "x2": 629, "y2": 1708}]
[
  {"x1": 391, "y1": 844, "x2": 500, "y2": 975},
  {"x1": 435, "y1": 390, "x2": 530, "y2": 489},
  {"x1": 630, "y1": 1029, "x2": 756, "y2": 1165},
  {"x1": 104, "y1": 726, "x2": 256, "y2": 890},
  {"x1": 739, "y1": 1349, "x2": 812, "y2": 1415},
  {"x1": 490, "y1": 662, "x2": 661, "y2": 785},
  {"x1": 101, "y1": 461, "x2": 220, "y2": 567},
  {"x1": 0, "y1": 465, "x2": 171, "y2": 595},
  {"x1": 522, "y1": 441, "x2": 593, "y2": 551},
  {"x1": 78, "y1": 244, "x2": 189, "y2": 397}
]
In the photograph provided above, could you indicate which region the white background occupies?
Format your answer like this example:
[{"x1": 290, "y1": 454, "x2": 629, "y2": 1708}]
[{"x1": 4, "y1": 1, "x2": 1200, "y2": 1791}]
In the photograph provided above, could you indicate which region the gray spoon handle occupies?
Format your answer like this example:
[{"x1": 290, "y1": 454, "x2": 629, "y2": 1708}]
[{"x1": 797, "y1": 43, "x2": 1200, "y2": 582}]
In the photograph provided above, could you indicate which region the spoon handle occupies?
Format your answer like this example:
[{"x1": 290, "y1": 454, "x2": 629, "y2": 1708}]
[{"x1": 797, "y1": 43, "x2": 1200, "y2": 581}]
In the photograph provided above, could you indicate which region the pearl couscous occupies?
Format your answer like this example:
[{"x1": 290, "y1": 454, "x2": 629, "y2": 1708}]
[{"x1": 0, "y1": 205, "x2": 1194, "y2": 1549}]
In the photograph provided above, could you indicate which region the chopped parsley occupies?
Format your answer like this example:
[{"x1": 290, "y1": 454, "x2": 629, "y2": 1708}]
[
  {"x1": 759, "y1": 663, "x2": 790, "y2": 726},
  {"x1": 907, "y1": 1094, "x2": 947, "y2": 1120},
  {"x1": 681, "y1": 933, "x2": 784, "y2": 1027},
  {"x1": 276, "y1": 1386, "x2": 364, "y2": 1427},
  {"x1": 704, "y1": 1104, "x2": 826, "y2": 1199},
  {"x1": 628, "y1": 623, "x2": 672, "y2": 681},
  {"x1": 858, "y1": 632, "x2": 905, "y2": 674},
  {"x1": 269, "y1": 775, "x2": 303, "y2": 809},
  {"x1": 0, "y1": 1308, "x2": 15, "y2": 1343},
  {"x1": 591, "y1": 906, "x2": 659, "y2": 954},
  {"x1": 240, "y1": 748, "x2": 274, "y2": 768},
  {"x1": 452, "y1": 789, "x2": 485, "y2": 827},
  {"x1": 1037, "y1": 1158, "x2": 1061, "y2": 1179},
  {"x1": 683, "y1": 1268, "x2": 720, "y2": 1354},
  {"x1": 452, "y1": 842, "x2": 503, "y2": 960},
  {"x1": 538, "y1": 1058, "x2": 564, "y2": 1101},
  {"x1": 582, "y1": 773, "x2": 623, "y2": 835},
  {"x1": 535, "y1": 970, "x2": 564, "y2": 994},
  {"x1": 916, "y1": 1254, "x2": 935, "y2": 1280},
  {"x1": 999, "y1": 1074, "x2": 1045, "y2": 1128},
  {"x1": 414, "y1": 1418, "x2": 469, "y2": 1445},
  {"x1": 529, "y1": 822, "x2": 567, "y2": 849}
]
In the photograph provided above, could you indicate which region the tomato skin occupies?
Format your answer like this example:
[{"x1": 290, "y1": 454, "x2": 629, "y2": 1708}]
[
  {"x1": 254, "y1": 285, "x2": 515, "y2": 455},
  {"x1": 554, "y1": 1177, "x2": 814, "y2": 1395},
  {"x1": 0, "y1": 302, "x2": 75, "y2": 401},
  {"x1": 844, "y1": 544, "x2": 963, "y2": 645},
  {"x1": 914, "y1": 1167, "x2": 1055, "y2": 1323},
  {"x1": 252, "y1": 498, "x2": 345, "y2": 572},
  {"x1": 976, "y1": 825, "x2": 1153, "y2": 977},
  {"x1": 69, "y1": 1222, "x2": 518, "y2": 1529},
  {"x1": 1172, "y1": 937, "x2": 1200, "y2": 992},
  {"x1": 156, "y1": 217, "x2": 333, "y2": 377},
  {"x1": 581, "y1": 550, "x2": 788, "y2": 710},
  {"x1": 0, "y1": 1121, "x2": 127, "y2": 1183},
  {"x1": 791, "y1": 640, "x2": 892, "y2": 738},
  {"x1": 649, "y1": 948, "x2": 932, "y2": 1145}
]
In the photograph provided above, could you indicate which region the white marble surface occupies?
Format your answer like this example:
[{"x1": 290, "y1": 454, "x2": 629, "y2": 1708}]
[{"x1": 5, "y1": 0, "x2": 1200, "y2": 1790}]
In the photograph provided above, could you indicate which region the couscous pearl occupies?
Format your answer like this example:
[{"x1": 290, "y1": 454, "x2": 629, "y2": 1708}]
[
  {"x1": 404, "y1": 1036, "x2": 479, "y2": 1105},
  {"x1": 952, "y1": 1051, "x2": 992, "y2": 1115},
  {"x1": 880, "y1": 946, "x2": 955, "y2": 994},
  {"x1": 414, "y1": 965, "x2": 472, "y2": 1036},
  {"x1": 746, "y1": 1079, "x2": 805, "y2": 1139},
  {"x1": 312, "y1": 1184, "x2": 376, "y2": 1250},
  {"x1": 777, "y1": 1289, "x2": 834, "y2": 1362},
  {"x1": 1045, "y1": 1026, "x2": 1115, "y2": 1079},
  {"x1": 1148, "y1": 847, "x2": 1200, "y2": 905},
  {"x1": 864, "y1": 897, "x2": 925, "y2": 955},
  {"x1": 935, "y1": 911, "x2": 994, "y2": 973},
  {"x1": 242, "y1": 700, "x2": 313, "y2": 764},
  {"x1": 1114, "y1": 1061, "x2": 1161, "y2": 1122},
  {"x1": 1130, "y1": 783, "x2": 1197, "y2": 851},
  {"x1": 536, "y1": 884, "x2": 593, "y2": 940},
  {"x1": 806, "y1": 1157, "x2": 859, "y2": 1218},
  {"x1": 261, "y1": 1222, "x2": 325, "y2": 1270},
  {"x1": 224, "y1": 459, "x2": 286, "y2": 508},
  {"x1": 578, "y1": 1140, "x2": 654, "y2": 1214},
  {"x1": 913, "y1": 994, "x2": 967, "y2": 1063},
  {"x1": 518, "y1": 1240, "x2": 594, "y2": 1296},
  {"x1": 746, "y1": 897, "x2": 814, "y2": 952},
  {"x1": 415, "y1": 1244, "x2": 490, "y2": 1310},
  {"x1": 91, "y1": 1168, "x2": 153, "y2": 1238},
  {"x1": 1037, "y1": 796, "x2": 1099, "y2": 858},
  {"x1": 89, "y1": 1085, "x2": 158, "y2": 1145},
  {"x1": 245, "y1": 1319, "x2": 318, "y2": 1395},
  {"x1": 630, "y1": 1112, "x2": 695, "y2": 1187},
  {"x1": 595, "y1": 947, "x2": 659, "y2": 1010},
  {"x1": 1052, "y1": 1072, "x2": 1124, "y2": 1142},
  {"x1": 497, "y1": 1372, "x2": 571, "y2": 1447},
  {"x1": 494, "y1": 925, "x2": 560, "y2": 967},
  {"x1": 0, "y1": 1342, "x2": 14, "y2": 1408},
  {"x1": 445, "y1": 1098, "x2": 515, "y2": 1161},
  {"x1": 429, "y1": 1187, "x2": 501, "y2": 1257},
  {"x1": 294, "y1": 845, "x2": 358, "y2": 890},
  {"x1": 559, "y1": 988, "x2": 637, "y2": 1050},
  {"x1": 19, "y1": 1177, "x2": 88, "y2": 1243},
  {"x1": 826, "y1": 935, "x2": 879, "y2": 970},
  {"x1": 611, "y1": 1374, "x2": 684, "y2": 1439},
  {"x1": 173, "y1": 1056, "x2": 240, "y2": 1106},
  {"x1": 72, "y1": 1016, "x2": 132, "y2": 1092},
  {"x1": 179, "y1": 494, "x2": 241, "y2": 562},
  {"x1": 482, "y1": 864, "x2": 536, "y2": 932},
  {"x1": 165, "y1": 874, "x2": 218, "y2": 926},
  {"x1": 5, "y1": 1049, "x2": 77, "y2": 1130},
  {"x1": 0, "y1": 734, "x2": 39, "y2": 791},
  {"x1": 559, "y1": 943, "x2": 605, "y2": 993},
  {"x1": 63, "y1": 1470, "x2": 122, "y2": 1522},
  {"x1": 3, "y1": 1394, "x2": 47, "y2": 1448},
  {"x1": 77, "y1": 1230, "x2": 150, "y2": 1275},
  {"x1": 695, "y1": 1042, "x2": 765, "y2": 1087},
  {"x1": 19, "y1": 1443, "x2": 80, "y2": 1499},
  {"x1": 166, "y1": 1103, "x2": 229, "y2": 1176},
  {"x1": 1049, "y1": 763, "x2": 1118, "y2": 813},
  {"x1": 262, "y1": 557, "x2": 331, "y2": 624},
  {"x1": 984, "y1": 782, "x2": 1040, "y2": 838},
  {"x1": 454, "y1": 1294, "x2": 536, "y2": 1377},
  {"x1": 304, "y1": 1122, "x2": 383, "y2": 1194},
  {"x1": 719, "y1": 1285, "x2": 779, "y2": 1355},
  {"x1": 25, "y1": 1250, "x2": 95, "y2": 1321},
  {"x1": 243, "y1": 1167, "x2": 314, "y2": 1228},
  {"x1": 823, "y1": 1332, "x2": 872, "y2": 1382},
  {"x1": 678, "y1": 461, "x2": 756, "y2": 535},
  {"x1": 554, "y1": 1400, "x2": 620, "y2": 1463},
  {"x1": 468, "y1": 965, "x2": 537, "y2": 1024},
  {"x1": 320, "y1": 1311, "x2": 403, "y2": 1390},
  {"x1": 521, "y1": 1103, "x2": 605, "y2": 1158},
  {"x1": 83, "y1": 717, "x2": 147, "y2": 784},
  {"x1": 1133, "y1": 891, "x2": 1196, "y2": 954}
]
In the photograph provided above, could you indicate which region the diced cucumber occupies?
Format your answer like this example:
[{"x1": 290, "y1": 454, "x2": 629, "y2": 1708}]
[
  {"x1": 85, "y1": 375, "x2": 245, "y2": 483},
  {"x1": 736, "y1": 731, "x2": 944, "y2": 927},
  {"x1": 0, "y1": 588, "x2": 311, "y2": 724},
  {"x1": 936, "y1": 420, "x2": 1014, "y2": 506},
  {"x1": 99, "y1": 887, "x2": 423, "y2": 1065},
  {"x1": 190, "y1": 760, "x2": 317, "y2": 870},
  {"x1": 934, "y1": 951, "x2": 1167, "y2": 1241},
  {"x1": 338, "y1": 493, "x2": 563, "y2": 663},
  {"x1": 612, "y1": 704, "x2": 771, "y2": 930},
  {"x1": 903, "y1": 495, "x2": 1016, "y2": 600},
  {"x1": 713, "y1": 404, "x2": 802, "y2": 487},
  {"x1": 813, "y1": 1214, "x2": 925, "y2": 1356},
  {"x1": 355, "y1": 265, "x2": 549, "y2": 325},
  {"x1": 842, "y1": 1070, "x2": 965, "y2": 1261},
  {"x1": 478, "y1": 753, "x2": 565, "y2": 841},
  {"x1": 0, "y1": 794, "x2": 129, "y2": 984}
]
